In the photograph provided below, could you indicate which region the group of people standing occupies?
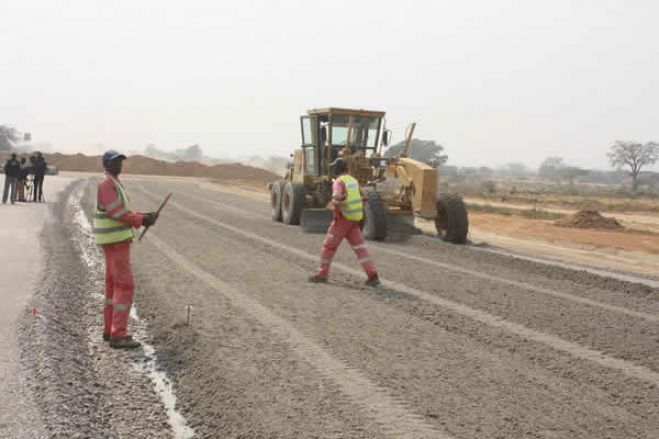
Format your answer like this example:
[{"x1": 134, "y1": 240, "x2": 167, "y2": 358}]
[{"x1": 2, "y1": 151, "x2": 47, "y2": 204}]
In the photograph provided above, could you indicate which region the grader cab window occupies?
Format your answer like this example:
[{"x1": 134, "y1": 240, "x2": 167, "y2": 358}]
[
  {"x1": 300, "y1": 116, "x2": 314, "y2": 146},
  {"x1": 331, "y1": 115, "x2": 380, "y2": 149},
  {"x1": 300, "y1": 116, "x2": 319, "y2": 175}
]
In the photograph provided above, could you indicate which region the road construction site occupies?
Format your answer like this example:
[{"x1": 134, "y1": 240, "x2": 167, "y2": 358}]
[{"x1": 12, "y1": 174, "x2": 656, "y2": 438}]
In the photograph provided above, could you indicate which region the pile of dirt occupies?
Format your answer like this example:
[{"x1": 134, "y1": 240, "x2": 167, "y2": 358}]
[
  {"x1": 1, "y1": 152, "x2": 281, "y2": 185},
  {"x1": 554, "y1": 210, "x2": 623, "y2": 230}
]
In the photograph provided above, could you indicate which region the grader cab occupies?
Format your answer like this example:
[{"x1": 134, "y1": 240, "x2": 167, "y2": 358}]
[{"x1": 269, "y1": 107, "x2": 469, "y2": 243}]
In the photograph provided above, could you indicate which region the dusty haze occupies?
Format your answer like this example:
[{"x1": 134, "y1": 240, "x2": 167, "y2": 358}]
[{"x1": 1, "y1": 0, "x2": 658, "y2": 170}]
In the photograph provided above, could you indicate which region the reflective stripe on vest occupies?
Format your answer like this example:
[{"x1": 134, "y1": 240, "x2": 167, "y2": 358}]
[
  {"x1": 93, "y1": 176, "x2": 134, "y2": 245},
  {"x1": 338, "y1": 175, "x2": 364, "y2": 221}
]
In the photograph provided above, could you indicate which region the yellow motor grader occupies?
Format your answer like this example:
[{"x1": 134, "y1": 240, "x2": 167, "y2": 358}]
[{"x1": 269, "y1": 107, "x2": 468, "y2": 243}]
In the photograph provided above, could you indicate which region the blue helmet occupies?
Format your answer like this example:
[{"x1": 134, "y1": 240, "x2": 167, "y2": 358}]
[
  {"x1": 102, "y1": 150, "x2": 127, "y2": 167},
  {"x1": 330, "y1": 157, "x2": 348, "y2": 175}
]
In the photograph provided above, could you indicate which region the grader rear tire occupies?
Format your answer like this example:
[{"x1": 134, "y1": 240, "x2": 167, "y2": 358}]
[
  {"x1": 435, "y1": 193, "x2": 469, "y2": 244},
  {"x1": 363, "y1": 191, "x2": 387, "y2": 241},
  {"x1": 270, "y1": 180, "x2": 285, "y2": 222},
  {"x1": 282, "y1": 181, "x2": 306, "y2": 225}
]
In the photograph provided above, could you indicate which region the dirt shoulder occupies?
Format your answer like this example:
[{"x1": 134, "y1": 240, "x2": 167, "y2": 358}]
[
  {"x1": 468, "y1": 212, "x2": 659, "y2": 277},
  {"x1": 0, "y1": 175, "x2": 74, "y2": 438},
  {"x1": 465, "y1": 196, "x2": 659, "y2": 233}
]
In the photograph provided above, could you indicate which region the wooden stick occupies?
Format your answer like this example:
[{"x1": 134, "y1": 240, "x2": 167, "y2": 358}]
[{"x1": 138, "y1": 192, "x2": 172, "y2": 241}]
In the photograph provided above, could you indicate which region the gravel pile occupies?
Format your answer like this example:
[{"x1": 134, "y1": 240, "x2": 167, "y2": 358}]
[{"x1": 555, "y1": 209, "x2": 623, "y2": 229}]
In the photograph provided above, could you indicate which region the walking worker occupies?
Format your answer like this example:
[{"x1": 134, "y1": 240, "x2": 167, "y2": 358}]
[
  {"x1": 94, "y1": 150, "x2": 158, "y2": 349},
  {"x1": 2, "y1": 153, "x2": 21, "y2": 204},
  {"x1": 309, "y1": 157, "x2": 380, "y2": 286}
]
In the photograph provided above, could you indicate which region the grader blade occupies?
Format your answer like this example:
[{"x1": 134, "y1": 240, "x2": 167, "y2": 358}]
[{"x1": 300, "y1": 208, "x2": 333, "y2": 234}]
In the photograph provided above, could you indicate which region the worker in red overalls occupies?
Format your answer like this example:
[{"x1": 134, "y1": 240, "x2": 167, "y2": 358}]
[
  {"x1": 309, "y1": 158, "x2": 380, "y2": 286},
  {"x1": 94, "y1": 150, "x2": 158, "y2": 349}
]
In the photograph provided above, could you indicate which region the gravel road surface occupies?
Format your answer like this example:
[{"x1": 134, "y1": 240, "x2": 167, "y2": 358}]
[
  {"x1": 12, "y1": 177, "x2": 658, "y2": 438},
  {"x1": 124, "y1": 178, "x2": 657, "y2": 439}
]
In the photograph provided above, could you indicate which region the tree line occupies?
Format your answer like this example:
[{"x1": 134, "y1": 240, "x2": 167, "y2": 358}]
[{"x1": 3, "y1": 123, "x2": 657, "y2": 192}]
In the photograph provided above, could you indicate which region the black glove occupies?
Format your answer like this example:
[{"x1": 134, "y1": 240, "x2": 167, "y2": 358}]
[{"x1": 142, "y1": 212, "x2": 158, "y2": 227}]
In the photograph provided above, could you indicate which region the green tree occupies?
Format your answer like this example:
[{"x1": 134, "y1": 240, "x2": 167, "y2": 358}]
[
  {"x1": 499, "y1": 162, "x2": 529, "y2": 178},
  {"x1": 0, "y1": 125, "x2": 18, "y2": 151},
  {"x1": 559, "y1": 166, "x2": 589, "y2": 185},
  {"x1": 607, "y1": 141, "x2": 659, "y2": 192},
  {"x1": 538, "y1": 157, "x2": 564, "y2": 182},
  {"x1": 384, "y1": 139, "x2": 448, "y2": 167}
]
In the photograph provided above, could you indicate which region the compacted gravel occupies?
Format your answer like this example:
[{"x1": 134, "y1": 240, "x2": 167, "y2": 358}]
[{"x1": 16, "y1": 178, "x2": 659, "y2": 438}]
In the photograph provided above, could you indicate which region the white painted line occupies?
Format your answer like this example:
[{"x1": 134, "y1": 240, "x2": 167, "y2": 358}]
[
  {"x1": 136, "y1": 185, "x2": 659, "y2": 388},
  {"x1": 148, "y1": 233, "x2": 447, "y2": 439}
]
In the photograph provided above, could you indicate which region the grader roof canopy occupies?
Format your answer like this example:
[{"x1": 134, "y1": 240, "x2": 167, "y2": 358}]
[{"x1": 307, "y1": 108, "x2": 386, "y2": 118}]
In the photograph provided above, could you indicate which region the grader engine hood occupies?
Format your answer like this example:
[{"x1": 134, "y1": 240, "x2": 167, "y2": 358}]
[{"x1": 388, "y1": 157, "x2": 438, "y2": 219}]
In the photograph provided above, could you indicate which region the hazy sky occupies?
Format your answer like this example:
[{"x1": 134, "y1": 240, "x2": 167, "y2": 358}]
[{"x1": 2, "y1": 0, "x2": 658, "y2": 170}]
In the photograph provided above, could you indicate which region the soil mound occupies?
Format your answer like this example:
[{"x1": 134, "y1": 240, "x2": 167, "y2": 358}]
[
  {"x1": 555, "y1": 210, "x2": 623, "y2": 230},
  {"x1": 1, "y1": 152, "x2": 280, "y2": 185}
]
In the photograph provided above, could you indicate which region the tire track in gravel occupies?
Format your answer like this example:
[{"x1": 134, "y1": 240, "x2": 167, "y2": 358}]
[
  {"x1": 141, "y1": 195, "x2": 657, "y2": 438},
  {"x1": 157, "y1": 181, "x2": 657, "y2": 321},
  {"x1": 146, "y1": 232, "x2": 448, "y2": 439},
  {"x1": 136, "y1": 184, "x2": 659, "y2": 388}
]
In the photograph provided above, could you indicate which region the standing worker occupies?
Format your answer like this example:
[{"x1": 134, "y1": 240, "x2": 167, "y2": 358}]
[
  {"x1": 94, "y1": 150, "x2": 158, "y2": 349},
  {"x1": 309, "y1": 158, "x2": 380, "y2": 286},
  {"x1": 2, "y1": 153, "x2": 21, "y2": 204},
  {"x1": 17, "y1": 156, "x2": 29, "y2": 202},
  {"x1": 32, "y1": 151, "x2": 47, "y2": 202}
]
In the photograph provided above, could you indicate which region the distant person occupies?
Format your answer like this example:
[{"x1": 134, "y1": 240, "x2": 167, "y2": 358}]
[
  {"x1": 32, "y1": 152, "x2": 47, "y2": 202},
  {"x1": 17, "y1": 156, "x2": 29, "y2": 202},
  {"x1": 2, "y1": 153, "x2": 21, "y2": 204},
  {"x1": 94, "y1": 150, "x2": 158, "y2": 349}
]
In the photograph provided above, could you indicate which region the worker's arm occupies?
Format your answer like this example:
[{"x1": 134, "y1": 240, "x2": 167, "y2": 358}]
[
  {"x1": 98, "y1": 178, "x2": 144, "y2": 228},
  {"x1": 331, "y1": 179, "x2": 347, "y2": 218}
]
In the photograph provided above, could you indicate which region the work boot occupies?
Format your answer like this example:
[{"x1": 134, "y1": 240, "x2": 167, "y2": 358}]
[
  {"x1": 365, "y1": 274, "x2": 380, "y2": 287},
  {"x1": 308, "y1": 274, "x2": 328, "y2": 283},
  {"x1": 109, "y1": 336, "x2": 141, "y2": 349},
  {"x1": 104, "y1": 333, "x2": 133, "y2": 342}
]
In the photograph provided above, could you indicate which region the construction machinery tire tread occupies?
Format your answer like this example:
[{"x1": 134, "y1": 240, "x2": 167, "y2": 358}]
[
  {"x1": 270, "y1": 180, "x2": 285, "y2": 222},
  {"x1": 435, "y1": 193, "x2": 469, "y2": 244},
  {"x1": 282, "y1": 181, "x2": 306, "y2": 225},
  {"x1": 363, "y1": 190, "x2": 387, "y2": 241}
]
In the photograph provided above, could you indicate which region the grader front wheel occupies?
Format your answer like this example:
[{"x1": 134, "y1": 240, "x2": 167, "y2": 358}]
[
  {"x1": 282, "y1": 181, "x2": 306, "y2": 225},
  {"x1": 435, "y1": 193, "x2": 469, "y2": 244},
  {"x1": 363, "y1": 191, "x2": 388, "y2": 241},
  {"x1": 270, "y1": 180, "x2": 285, "y2": 222}
]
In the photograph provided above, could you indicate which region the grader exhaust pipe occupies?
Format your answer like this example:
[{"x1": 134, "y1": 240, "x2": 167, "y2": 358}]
[{"x1": 399, "y1": 122, "x2": 416, "y2": 158}]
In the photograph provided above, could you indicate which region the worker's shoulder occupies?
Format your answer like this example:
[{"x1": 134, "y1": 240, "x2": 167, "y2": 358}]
[{"x1": 97, "y1": 174, "x2": 116, "y2": 189}]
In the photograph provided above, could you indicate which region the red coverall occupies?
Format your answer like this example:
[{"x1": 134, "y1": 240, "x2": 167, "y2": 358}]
[
  {"x1": 98, "y1": 172, "x2": 144, "y2": 340},
  {"x1": 315, "y1": 177, "x2": 378, "y2": 279}
]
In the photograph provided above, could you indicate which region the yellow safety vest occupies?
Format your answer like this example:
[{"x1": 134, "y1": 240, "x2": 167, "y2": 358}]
[
  {"x1": 338, "y1": 175, "x2": 364, "y2": 221},
  {"x1": 93, "y1": 176, "x2": 135, "y2": 245}
]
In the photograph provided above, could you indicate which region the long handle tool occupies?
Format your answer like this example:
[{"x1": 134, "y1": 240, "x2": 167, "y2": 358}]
[{"x1": 138, "y1": 192, "x2": 172, "y2": 241}]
